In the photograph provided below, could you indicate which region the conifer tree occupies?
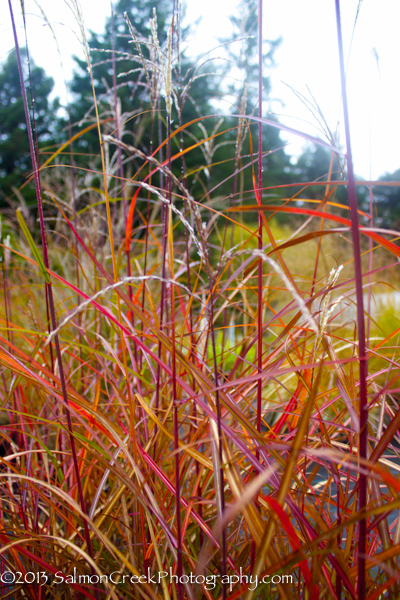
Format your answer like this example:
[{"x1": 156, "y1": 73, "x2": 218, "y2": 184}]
[{"x1": 0, "y1": 48, "x2": 59, "y2": 204}]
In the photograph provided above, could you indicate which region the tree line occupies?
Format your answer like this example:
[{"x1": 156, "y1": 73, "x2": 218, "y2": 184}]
[{"x1": 0, "y1": 0, "x2": 398, "y2": 228}]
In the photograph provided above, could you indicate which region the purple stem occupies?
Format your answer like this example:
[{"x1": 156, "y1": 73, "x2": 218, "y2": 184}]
[
  {"x1": 334, "y1": 2, "x2": 368, "y2": 597},
  {"x1": 257, "y1": 0, "x2": 263, "y2": 437},
  {"x1": 367, "y1": 186, "x2": 373, "y2": 346},
  {"x1": 209, "y1": 292, "x2": 227, "y2": 598},
  {"x1": 21, "y1": 16, "x2": 56, "y2": 380},
  {"x1": 251, "y1": 0, "x2": 264, "y2": 575},
  {"x1": 8, "y1": 3, "x2": 99, "y2": 596},
  {"x1": 167, "y1": 110, "x2": 183, "y2": 599},
  {"x1": 154, "y1": 98, "x2": 166, "y2": 441}
]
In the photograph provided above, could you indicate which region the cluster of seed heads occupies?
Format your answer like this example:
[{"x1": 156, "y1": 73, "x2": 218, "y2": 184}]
[
  {"x1": 314, "y1": 264, "x2": 344, "y2": 354},
  {"x1": 148, "y1": 9, "x2": 173, "y2": 118},
  {"x1": 103, "y1": 135, "x2": 212, "y2": 276}
]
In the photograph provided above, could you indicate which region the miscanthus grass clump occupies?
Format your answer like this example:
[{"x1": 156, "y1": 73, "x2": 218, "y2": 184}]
[{"x1": 1, "y1": 1, "x2": 400, "y2": 599}]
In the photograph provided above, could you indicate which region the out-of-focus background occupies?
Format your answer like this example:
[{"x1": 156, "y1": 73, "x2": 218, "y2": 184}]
[{"x1": 1, "y1": 0, "x2": 399, "y2": 181}]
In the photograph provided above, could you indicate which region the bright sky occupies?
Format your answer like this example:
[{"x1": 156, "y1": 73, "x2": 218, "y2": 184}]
[{"x1": 2, "y1": 0, "x2": 399, "y2": 180}]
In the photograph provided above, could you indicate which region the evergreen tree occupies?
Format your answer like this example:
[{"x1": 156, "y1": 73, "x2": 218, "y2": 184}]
[
  {"x1": 225, "y1": 0, "x2": 279, "y2": 102},
  {"x1": 68, "y1": 0, "x2": 170, "y2": 147},
  {"x1": 0, "y1": 48, "x2": 59, "y2": 204},
  {"x1": 294, "y1": 145, "x2": 346, "y2": 200},
  {"x1": 214, "y1": 0, "x2": 292, "y2": 205},
  {"x1": 293, "y1": 145, "x2": 371, "y2": 220},
  {"x1": 373, "y1": 168, "x2": 400, "y2": 228},
  {"x1": 67, "y1": 0, "x2": 216, "y2": 170}
]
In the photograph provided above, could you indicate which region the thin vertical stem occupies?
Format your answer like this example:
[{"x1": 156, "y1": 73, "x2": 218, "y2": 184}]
[
  {"x1": 257, "y1": 0, "x2": 263, "y2": 436},
  {"x1": 167, "y1": 111, "x2": 183, "y2": 600},
  {"x1": 251, "y1": 0, "x2": 264, "y2": 575},
  {"x1": 155, "y1": 98, "x2": 166, "y2": 435},
  {"x1": 1, "y1": 261, "x2": 10, "y2": 345},
  {"x1": 111, "y1": 1, "x2": 127, "y2": 223},
  {"x1": 174, "y1": 0, "x2": 199, "y2": 550},
  {"x1": 8, "y1": 4, "x2": 99, "y2": 598},
  {"x1": 141, "y1": 117, "x2": 154, "y2": 370},
  {"x1": 334, "y1": 2, "x2": 368, "y2": 598},
  {"x1": 209, "y1": 291, "x2": 227, "y2": 599},
  {"x1": 336, "y1": 486, "x2": 342, "y2": 599},
  {"x1": 367, "y1": 186, "x2": 373, "y2": 346},
  {"x1": 21, "y1": 15, "x2": 56, "y2": 379}
]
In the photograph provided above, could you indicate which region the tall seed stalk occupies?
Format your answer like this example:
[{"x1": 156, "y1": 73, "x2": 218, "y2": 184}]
[
  {"x1": 7, "y1": 3, "x2": 99, "y2": 597},
  {"x1": 334, "y1": 1, "x2": 368, "y2": 597}
]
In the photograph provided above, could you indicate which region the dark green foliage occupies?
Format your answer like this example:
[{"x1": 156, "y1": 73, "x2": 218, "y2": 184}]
[
  {"x1": 0, "y1": 48, "x2": 59, "y2": 203},
  {"x1": 68, "y1": 0, "x2": 216, "y2": 166},
  {"x1": 294, "y1": 145, "x2": 346, "y2": 200},
  {"x1": 224, "y1": 0, "x2": 280, "y2": 103},
  {"x1": 373, "y1": 168, "x2": 400, "y2": 228},
  {"x1": 212, "y1": 0, "x2": 292, "y2": 208},
  {"x1": 294, "y1": 145, "x2": 376, "y2": 222},
  {"x1": 68, "y1": 0, "x2": 170, "y2": 145}
]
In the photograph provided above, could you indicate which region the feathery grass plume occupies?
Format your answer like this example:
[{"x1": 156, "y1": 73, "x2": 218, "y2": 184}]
[
  {"x1": 149, "y1": 8, "x2": 173, "y2": 118},
  {"x1": 313, "y1": 264, "x2": 344, "y2": 356}
]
